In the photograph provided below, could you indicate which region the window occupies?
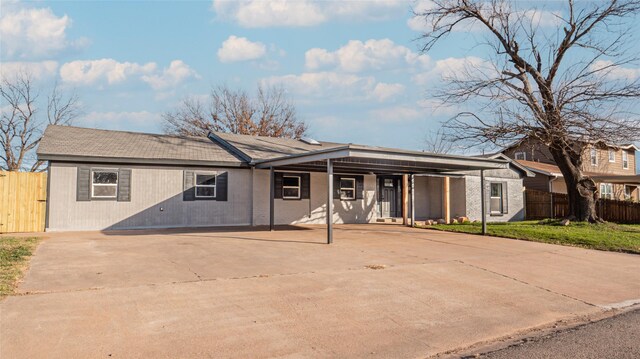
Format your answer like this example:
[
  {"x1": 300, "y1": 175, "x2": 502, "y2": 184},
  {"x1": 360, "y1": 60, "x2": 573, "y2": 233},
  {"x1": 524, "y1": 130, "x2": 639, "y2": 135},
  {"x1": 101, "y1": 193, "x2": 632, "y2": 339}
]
[
  {"x1": 608, "y1": 149, "x2": 616, "y2": 163},
  {"x1": 622, "y1": 151, "x2": 629, "y2": 169},
  {"x1": 490, "y1": 183, "x2": 504, "y2": 214},
  {"x1": 91, "y1": 170, "x2": 118, "y2": 198},
  {"x1": 339, "y1": 178, "x2": 356, "y2": 200},
  {"x1": 600, "y1": 183, "x2": 613, "y2": 200},
  {"x1": 282, "y1": 175, "x2": 300, "y2": 199},
  {"x1": 624, "y1": 186, "x2": 632, "y2": 201},
  {"x1": 195, "y1": 173, "x2": 216, "y2": 198},
  {"x1": 514, "y1": 152, "x2": 526, "y2": 160},
  {"x1": 383, "y1": 178, "x2": 394, "y2": 187},
  {"x1": 590, "y1": 147, "x2": 598, "y2": 166}
]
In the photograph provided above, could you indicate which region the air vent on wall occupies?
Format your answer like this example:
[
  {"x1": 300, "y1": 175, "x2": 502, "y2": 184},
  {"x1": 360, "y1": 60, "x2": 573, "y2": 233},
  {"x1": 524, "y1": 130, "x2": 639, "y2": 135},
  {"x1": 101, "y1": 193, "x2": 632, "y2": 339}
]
[{"x1": 300, "y1": 136, "x2": 321, "y2": 145}]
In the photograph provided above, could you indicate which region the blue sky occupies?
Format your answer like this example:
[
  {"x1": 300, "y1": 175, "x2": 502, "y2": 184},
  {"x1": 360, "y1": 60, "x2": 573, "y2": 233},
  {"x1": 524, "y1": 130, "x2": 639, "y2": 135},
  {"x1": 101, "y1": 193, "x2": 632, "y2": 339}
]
[{"x1": 1, "y1": 0, "x2": 639, "y2": 163}]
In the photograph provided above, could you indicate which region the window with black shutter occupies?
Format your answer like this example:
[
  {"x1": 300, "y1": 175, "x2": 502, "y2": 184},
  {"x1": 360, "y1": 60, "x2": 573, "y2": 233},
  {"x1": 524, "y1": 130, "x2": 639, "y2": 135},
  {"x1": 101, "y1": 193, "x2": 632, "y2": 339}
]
[{"x1": 183, "y1": 170, "x2": 228, "y2": 201}]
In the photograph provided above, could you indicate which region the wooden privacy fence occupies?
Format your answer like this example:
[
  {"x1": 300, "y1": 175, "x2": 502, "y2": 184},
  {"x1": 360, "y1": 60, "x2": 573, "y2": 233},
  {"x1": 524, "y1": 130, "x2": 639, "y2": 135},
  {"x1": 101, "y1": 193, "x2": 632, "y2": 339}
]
[
  {"x1": 525, "y1": 189, "x2": 640, "y2": 224},
  {"x1": 0, "y1": 171, "x2": 47, "y2": 233}
]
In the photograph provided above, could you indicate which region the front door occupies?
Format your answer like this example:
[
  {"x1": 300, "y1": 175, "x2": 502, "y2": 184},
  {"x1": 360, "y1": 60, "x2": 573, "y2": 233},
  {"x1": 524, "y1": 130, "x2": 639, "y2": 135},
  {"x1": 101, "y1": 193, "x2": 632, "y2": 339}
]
[
  {"x1": 381, "y1": 187, "x2": 396, "y2": 217},
  {"x1": 378, "y1": 177, "x2": 401, "y2": 218}
]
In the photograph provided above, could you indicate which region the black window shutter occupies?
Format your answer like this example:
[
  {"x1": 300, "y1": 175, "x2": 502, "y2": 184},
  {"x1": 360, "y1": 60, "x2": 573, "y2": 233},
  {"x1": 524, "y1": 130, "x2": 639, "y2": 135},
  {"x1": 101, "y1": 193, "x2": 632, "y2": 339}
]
[
  {"x1": 333, "y1": 175, "x2": 341, "y2": 200},
  {"x1": 183, "y1": 171, "x2": 195, "y2": 201},
  {"x1": 502, "y1": 182, "x2": 509, "y2": 214},
  {"x1": 486, "y1": 182, "x2": 491, "y2": 214},
  {"x1": 77, "y1": 166, "x2": 91, "y2": 201},
  {"x1": 355, "y1": 175, "x2": 364, "y2": 200},
  {"x1": 301, "y1": 173, "x2": 310, "y2": 199},
  {"x1": 216, "y1": 172, "x2": 228, "y2": 201},
  {"x1": 274, "y1": 172, "x2": 283, "y2": 199},
  {"x1": 117, "y1": 168, "x2": 132, "y2": 202}
]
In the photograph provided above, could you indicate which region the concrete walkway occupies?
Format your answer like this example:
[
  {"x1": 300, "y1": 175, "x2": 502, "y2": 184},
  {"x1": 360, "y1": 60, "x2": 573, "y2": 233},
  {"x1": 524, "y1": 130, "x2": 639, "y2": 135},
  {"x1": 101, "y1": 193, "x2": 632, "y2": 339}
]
[{"x1": 2, "y1": 225, "x2": 639, "y2": 358}]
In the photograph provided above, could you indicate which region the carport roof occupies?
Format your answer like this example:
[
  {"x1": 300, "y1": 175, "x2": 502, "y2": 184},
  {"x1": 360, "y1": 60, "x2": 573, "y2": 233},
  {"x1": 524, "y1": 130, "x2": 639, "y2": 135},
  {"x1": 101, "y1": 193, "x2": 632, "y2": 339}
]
[{"x1": 254, "y1": 144, "x2": 510, "y2": 174}]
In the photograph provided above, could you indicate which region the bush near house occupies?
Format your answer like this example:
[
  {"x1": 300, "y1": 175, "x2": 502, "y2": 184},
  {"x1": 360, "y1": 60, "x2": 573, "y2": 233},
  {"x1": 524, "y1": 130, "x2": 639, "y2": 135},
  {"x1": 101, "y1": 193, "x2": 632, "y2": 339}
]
[
  {"x1": 0, "y1": 237, "x2": 41, "y2": 298},
  {"x1": 424, "y1": 221, "x2": 640, "y2": 254}
]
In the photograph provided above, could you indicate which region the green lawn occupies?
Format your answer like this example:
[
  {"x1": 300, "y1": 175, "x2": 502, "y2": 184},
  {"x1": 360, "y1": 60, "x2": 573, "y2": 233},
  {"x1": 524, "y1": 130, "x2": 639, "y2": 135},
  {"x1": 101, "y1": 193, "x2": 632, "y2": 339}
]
[
  {"x1": 0, "y1": 236, "x2": 41, "y2": 298},
  {"x1": 423, "y1": 221, "x2": 640, "y2": 254}
]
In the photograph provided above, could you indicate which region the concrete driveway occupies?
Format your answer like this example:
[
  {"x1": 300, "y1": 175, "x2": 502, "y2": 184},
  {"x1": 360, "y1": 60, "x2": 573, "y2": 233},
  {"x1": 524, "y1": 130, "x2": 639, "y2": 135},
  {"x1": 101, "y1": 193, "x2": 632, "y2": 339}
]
[{"x1": 2, "y1": 224, "x2": 639, "y2": 358}]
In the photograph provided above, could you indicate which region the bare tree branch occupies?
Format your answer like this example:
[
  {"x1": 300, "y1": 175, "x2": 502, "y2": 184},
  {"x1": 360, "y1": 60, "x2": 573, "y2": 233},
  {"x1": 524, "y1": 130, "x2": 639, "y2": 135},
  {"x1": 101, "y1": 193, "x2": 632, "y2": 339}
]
[
  {"x1": 415, "y1": 0, "x2": 640, "y2": 222},
  {"x1": 1, "y1": 72, "x2": 80, "y2": 172},
  {"x1": 162, "y1": 84, "x2": 307, "y2": 139}
]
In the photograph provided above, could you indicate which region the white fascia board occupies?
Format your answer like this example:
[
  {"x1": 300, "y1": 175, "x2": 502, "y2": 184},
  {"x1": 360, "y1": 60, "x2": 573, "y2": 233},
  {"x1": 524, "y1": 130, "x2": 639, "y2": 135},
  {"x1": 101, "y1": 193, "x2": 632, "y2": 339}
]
[
  {"x1": 346, "y1": 149, "x2": 509, "y2": 170},
  {"x1": 254, "y1": 148, "x2": 351, "y2": 168}
]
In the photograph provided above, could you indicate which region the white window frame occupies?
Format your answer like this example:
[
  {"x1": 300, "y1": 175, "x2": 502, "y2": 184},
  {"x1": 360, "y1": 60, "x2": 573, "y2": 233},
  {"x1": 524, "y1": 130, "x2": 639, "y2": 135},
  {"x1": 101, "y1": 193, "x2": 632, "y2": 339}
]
[
  {"x1": 608, "y1": 149, "x2": 616, "y2": 163},
  {"x1": 91, "y1": 169, "x2": 118, "y2": 199},
  {"x1": 624, "y1": 185, "x2": 632, "y2": 201},
  {"x1": 282, "y1": 175, "x2": 301, "y2": 200},
  {"x1": 590, "y1": 147, "x2": 598, "y2": 166},
  {"x1": 490, "y1": 182, "x2": 504, "y2": 214},
  {"x1": 339, "y1": 177, "x2": 356, "y2": 200},
  {"x1": 194, "y1": 172, "x2": 216, "y2": 198},
  {"x1": 514, "y1": 152, "x2": 526, "y2": 161},
  {"x1": 599, "y1": 183, "x2": 613, "y2": 200},
  {"x1": 622, "y1": 150, "x2": 629, "y2": 170}
]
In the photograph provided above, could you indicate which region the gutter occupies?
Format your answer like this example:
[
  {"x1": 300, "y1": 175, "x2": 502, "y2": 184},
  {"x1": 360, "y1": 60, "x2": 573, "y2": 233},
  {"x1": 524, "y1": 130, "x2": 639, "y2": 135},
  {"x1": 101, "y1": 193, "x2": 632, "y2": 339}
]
[{"x1": 36, "y1": 154, "x2": 249, "y2": 168}]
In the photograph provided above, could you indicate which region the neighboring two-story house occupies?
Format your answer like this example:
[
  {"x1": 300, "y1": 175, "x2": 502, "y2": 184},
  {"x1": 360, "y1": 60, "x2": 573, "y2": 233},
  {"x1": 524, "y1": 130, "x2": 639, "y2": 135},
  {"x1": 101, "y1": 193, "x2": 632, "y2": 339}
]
[{"x1": 502, "y1": 137, "x2": 640, "y2": 202}]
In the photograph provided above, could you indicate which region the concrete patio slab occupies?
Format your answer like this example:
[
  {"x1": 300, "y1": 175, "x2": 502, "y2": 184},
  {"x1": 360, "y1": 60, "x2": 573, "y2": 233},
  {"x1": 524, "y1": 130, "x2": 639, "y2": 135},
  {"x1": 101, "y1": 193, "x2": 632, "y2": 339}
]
[{"x1": 1, "y1": 224, "x2": 639, "y2": 358}]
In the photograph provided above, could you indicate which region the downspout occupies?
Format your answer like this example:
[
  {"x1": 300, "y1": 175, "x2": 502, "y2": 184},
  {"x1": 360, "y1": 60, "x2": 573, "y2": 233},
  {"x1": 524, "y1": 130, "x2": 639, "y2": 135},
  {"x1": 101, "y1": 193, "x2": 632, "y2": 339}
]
[{"x1": 45, "y1": 162, "x2": 52, "y2": 231}]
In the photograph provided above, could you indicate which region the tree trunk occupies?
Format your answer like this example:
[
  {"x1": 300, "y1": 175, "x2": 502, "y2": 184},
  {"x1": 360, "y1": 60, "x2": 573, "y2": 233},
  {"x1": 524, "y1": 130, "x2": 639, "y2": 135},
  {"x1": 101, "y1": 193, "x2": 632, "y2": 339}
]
[{"x1": 549, "y1": 147, "x2": 600, "y2": 222}]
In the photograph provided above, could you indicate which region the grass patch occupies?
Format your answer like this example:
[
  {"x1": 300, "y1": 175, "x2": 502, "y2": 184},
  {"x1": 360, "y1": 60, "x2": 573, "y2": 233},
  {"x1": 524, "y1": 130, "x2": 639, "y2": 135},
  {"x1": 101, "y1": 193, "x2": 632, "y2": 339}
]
[
  {"x1": 423, "y1": 221, "x2": 640, "y2": 254},
  {"x1": 0, "y1": 236, "x2": 41, "y2": 298}
]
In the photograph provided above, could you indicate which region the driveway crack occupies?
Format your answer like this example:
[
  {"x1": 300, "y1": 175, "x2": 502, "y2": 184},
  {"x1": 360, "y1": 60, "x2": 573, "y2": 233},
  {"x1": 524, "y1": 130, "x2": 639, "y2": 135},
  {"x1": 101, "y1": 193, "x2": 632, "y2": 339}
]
[
  {"x1": 455, "y1": 260, "x2": 597, "y2": 308},
  {"x1": 168, "y1": 260, "x2": 202, "y2": 281}
]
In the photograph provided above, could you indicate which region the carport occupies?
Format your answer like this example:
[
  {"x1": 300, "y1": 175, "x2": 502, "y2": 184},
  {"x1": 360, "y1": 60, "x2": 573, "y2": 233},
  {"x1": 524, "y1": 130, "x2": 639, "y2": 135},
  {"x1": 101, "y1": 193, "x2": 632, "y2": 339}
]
[{"x1": 255, "y1": 145, "x2": 510, "y2": 243}]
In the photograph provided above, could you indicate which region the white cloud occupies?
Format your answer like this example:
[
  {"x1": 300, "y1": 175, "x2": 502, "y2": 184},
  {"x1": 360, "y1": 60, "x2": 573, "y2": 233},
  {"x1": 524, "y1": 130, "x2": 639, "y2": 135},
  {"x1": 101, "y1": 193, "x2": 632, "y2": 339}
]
[
  {"x1": 261, "y1": 71, "x2": 404, "y2": 102},
  {"x1": 305, "y1": 39, "x2": 430, "y2": 73},
  {"x1": 59, "y1": 59, "x2": 199, "y2": 91},
  {"x1": 262, "y1": 72, "x2": 373, "y2": 99},
  {"x1": 373, "y1": 83, "x2": 405, "y2": 101},
  {"x1": 0, "y1": 5, "x2": 87, "y2": 59},
  {"x1": 141, "y1": 60, "x2": 200, "y2": 90},
  {"x1": 369, "y1": 105, "x2": 423, "y2": 123},
  {"x1": 408, "y1": 1, "x2": 563, "y2": 32},
  {"x1": 213, "y1": 0, "x2": 408, "y2": 28},
  {"x1": 217, "y1": 35, "x2": 267, "y2": 63},
  {"x1": 0, "y1": 61, "x2": 58, "y2": 80},
  {"x1": 412, "y1": 56, "x2": 493, "y2": 85},
  {"x1": 60, "y1": 59, "x2": 157, "y2": 86},
  {"x1": 590, "y1": 60, "x2": 640, "y2": 81}
]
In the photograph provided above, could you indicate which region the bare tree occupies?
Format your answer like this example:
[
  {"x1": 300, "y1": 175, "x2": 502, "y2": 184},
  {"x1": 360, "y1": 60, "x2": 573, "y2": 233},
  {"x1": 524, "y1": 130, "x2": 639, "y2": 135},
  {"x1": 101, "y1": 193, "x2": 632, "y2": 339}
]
[
  {"x1": 0, "y1": 72, "x2": 80, "y2": 172},
  {"x1": 423, "y1": 128, "x2": 457, "y2": 154},
  {"x1": 415, "y1": 0, "x2": 640, "y2": 222},
  {"x1": 163, "y1": 84, "x2": 307, "y2": 139}
]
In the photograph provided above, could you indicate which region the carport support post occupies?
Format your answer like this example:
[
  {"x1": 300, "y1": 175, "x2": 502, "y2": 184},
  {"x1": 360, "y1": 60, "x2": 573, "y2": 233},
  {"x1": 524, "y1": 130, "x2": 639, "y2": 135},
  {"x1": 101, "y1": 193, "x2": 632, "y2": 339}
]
[
  {"x1": 443, "y1": 176, "x2": 451, "y2": 224},
  {"x1": 269, "y1": 166, "x2": 275, "y2": 231},
  {"x1": 402, "y1": 175, "x2": 409, "y2": 226},
  {"x1": 410, "y1": 174, "x2": 415, "y2": 227},
  {"x1": 480, "y1": 169, "x2": 487, "y2": 235},
  {"x1": 327, "y1": 159, "x2": 333, "y2": 244}
]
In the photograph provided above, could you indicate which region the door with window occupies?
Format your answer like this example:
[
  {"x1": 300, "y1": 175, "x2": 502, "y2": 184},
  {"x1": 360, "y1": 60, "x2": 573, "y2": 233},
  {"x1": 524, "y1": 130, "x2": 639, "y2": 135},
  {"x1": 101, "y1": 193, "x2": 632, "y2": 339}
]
[{"x1": 378, "y1": 177, "x2": 400, "y2": 218}]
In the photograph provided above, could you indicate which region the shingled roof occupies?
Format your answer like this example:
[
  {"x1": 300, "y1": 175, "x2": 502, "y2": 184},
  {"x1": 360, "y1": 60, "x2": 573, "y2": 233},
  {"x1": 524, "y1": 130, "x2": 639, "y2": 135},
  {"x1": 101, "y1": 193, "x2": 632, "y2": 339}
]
[
  {"x1": 37, "y1": 125, "x2": 245, "y2": 166},
  {"x1": 210, "y1": 131, "x2": 345, "y2": 161}
]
